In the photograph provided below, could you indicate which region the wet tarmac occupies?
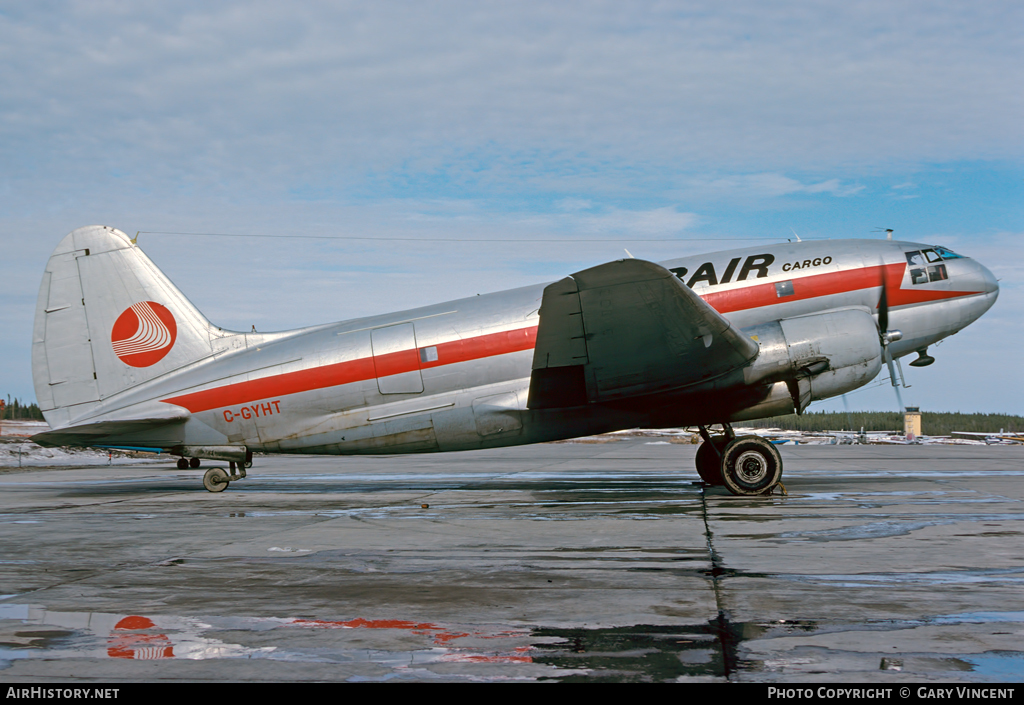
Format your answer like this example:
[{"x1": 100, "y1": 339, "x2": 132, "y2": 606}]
[{"x1": 0, "y1": 441, "x2": 1022, "y2": 682}]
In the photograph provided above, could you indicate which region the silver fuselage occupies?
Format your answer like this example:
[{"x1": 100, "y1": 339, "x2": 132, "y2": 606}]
[{"x1": 60, "y1": 238, "x2": 994, "y2": 455}]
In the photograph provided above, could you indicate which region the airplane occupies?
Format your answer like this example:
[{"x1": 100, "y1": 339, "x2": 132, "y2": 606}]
[
  {"x1": 802, "y1": 429, "x2": 895, "y2": 445},
  {"x1": 30, "y1": 226, "x2": 999, "y2": 495},
  {"x1": 951, "y1": 430, "x2": 1024, "y2": 445}
]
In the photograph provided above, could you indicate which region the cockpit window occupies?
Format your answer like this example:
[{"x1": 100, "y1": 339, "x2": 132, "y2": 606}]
[
  {"x1": 932, "y1": 245, "x2": 963, "y2": 260},
  {"x1": 905, "y1": 249, "x2": 949, "y2": 285}
]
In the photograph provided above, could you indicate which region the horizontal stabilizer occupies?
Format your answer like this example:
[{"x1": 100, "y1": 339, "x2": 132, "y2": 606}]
[
  {"x1": 31, "y1": 406, "x2": 190, "y2": 447},
  {"x1": 528, "y1": 259, "x2": 759, "y2": 408}
]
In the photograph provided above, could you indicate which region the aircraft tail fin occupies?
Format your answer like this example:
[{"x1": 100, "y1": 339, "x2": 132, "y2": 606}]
[{"x1": 32, "y1": 226, "x2": 223, "y2": 428}]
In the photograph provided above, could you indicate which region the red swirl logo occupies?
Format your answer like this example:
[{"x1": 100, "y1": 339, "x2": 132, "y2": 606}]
[{"x1": 111, "y1": 302, "x2": 177, "y2": 367}]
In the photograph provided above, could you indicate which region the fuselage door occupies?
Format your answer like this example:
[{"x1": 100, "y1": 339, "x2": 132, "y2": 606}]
[{"x1": 371, "y1": 323, "x2": 424, "y2": 394}]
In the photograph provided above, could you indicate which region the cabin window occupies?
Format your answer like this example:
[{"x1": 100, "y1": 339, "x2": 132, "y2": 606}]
[{"x1": 775, "y1": 280, "x2": 794, "y2": 297}]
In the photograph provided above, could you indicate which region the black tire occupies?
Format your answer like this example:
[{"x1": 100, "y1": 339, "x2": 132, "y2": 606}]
[
  {"x1": 720, "y1": 436, "x2": 783, "y2": 496},
  {"x1": 176, "y1": 457, "x2": 189, "y2": 470},
  {"x1": 203, "y1": 467, "x2": 230, "y2": 493},
  {"x1": 189, "y1": 457, "x2": 201, "y2": 469},
  {"x1": 695, "y1": 436, "x2": 729, "y2": 485}
]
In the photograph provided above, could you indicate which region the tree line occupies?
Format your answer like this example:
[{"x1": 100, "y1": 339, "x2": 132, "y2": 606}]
[
  {"x1": 742, "y1": 411, "x2": 1024, "y2": 436},
  {"x1": 1, "y1": 397, "x2": 45, "y2": 420}
]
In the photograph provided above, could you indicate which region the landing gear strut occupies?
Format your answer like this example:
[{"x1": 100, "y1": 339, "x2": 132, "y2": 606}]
[
  {"x1": 695, "y1": 425, "x2": 784, "y2": 496},
  {"x1": 695, "y1": 425, "x2": 730, "y2": 485}
]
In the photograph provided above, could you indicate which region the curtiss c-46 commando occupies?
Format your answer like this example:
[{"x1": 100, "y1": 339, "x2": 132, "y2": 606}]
[{"x1": 31, "y1": 226, "x2": 998, "y2": 494}]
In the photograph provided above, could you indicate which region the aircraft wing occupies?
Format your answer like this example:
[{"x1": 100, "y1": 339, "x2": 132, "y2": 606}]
[
  {"x1": 528, "y1": 258, "x2": 759, "y2": 408},
  {"x1": 31, "y1": 405, "x2": 190, "y2": 447},
  {"x1": 952, "y1": 431, "x2": 1024, "y2": 443}
]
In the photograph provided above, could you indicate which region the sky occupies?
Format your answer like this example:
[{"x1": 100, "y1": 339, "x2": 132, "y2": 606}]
[{"x1": 1, "y1": 1, "x2": 1022, "y2": 417}]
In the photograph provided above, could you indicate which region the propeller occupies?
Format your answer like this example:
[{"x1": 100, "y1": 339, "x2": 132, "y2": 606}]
[{"x1": 877, "y1": 263, "x2": 904, "y2": 412}]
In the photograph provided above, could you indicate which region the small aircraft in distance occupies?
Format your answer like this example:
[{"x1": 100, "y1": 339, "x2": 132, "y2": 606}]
[
  {"x1": 31, "y1": 226, "x2": 998, "y2": 494},
  {"x1": 951, "y1": 430, "x2": 1024, "y2": 445},
  {"x1": 802, "y1": 429, "x2": 896, "y2": 445}
]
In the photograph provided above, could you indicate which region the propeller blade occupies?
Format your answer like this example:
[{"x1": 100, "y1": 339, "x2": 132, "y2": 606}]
[
  {"x1": 878, "y1": 267, "x2": 889, "y2": 336},
  {"x1": 877, "y1": 258, "x2": 904, "y2": 411},
  {"x1": 841, "y1": 393, "x2": 854, "y2": 433},
  {"x1": 883, "y1": 344, "x2": 904, "y2": 412}
]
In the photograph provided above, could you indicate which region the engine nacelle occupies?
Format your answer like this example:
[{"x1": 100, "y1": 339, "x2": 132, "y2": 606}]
[{"x1": 741, "y1": 309, "x2": 883, "y2": 413}]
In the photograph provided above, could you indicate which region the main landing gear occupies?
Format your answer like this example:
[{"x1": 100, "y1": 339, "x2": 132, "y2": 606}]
[{"x1": 696, "y1": 424, "x2": 784, "y2": 496}]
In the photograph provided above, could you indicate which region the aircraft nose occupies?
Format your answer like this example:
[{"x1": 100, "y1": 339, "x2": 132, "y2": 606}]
[
  {"x1": 950, "y1": 258, "x2": 999, "y2": 331},
  {"x1": 964, "y1": 258, "x2": 999, "y2": 319},
  {"x1": 961, "y1": 257, "x2": 999, "y2": 299},
  {"x1": 976, "y1": 261, "x2": 999, "y2": 296}
]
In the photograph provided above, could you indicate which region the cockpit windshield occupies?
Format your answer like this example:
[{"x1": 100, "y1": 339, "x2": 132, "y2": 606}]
[{"x1": 932, "y1": 245, "x2": 964, "y2": 260}]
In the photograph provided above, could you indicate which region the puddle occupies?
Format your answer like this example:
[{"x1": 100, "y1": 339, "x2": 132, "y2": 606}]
[
  {"x1": 963, "y1": 652, "x2": 1024, "y2": 682},
  {"x1": 1, "y1": 604, "x2": 1022, "y2": 681},
  {"x1": 777, "y1": 519, "x2": 958, "y2": 541},
  {"x1": 784, "y1": 491, "x2": 1012, "y2": 506},
  {"x1": 0, "y1": 604, "x2": 749, "y2": 680},
  {"x1": 780, "y1": 567, "x2": 1024, "y2": 587},
  {"x1": 769, "y1": 514, "x2": 1024, "y2": 543},
  {"x1": 528, "y1": 622, "x2": 748, "y2": 681},
  {"x1": 935, "y1": 611, "x2": 1024, "y2": 624}
]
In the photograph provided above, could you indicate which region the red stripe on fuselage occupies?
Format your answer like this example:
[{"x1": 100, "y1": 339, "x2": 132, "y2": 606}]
[
  {"x1": 163, "y1": 326, "x2": 538, "y2": 413},
  {"x1": 704, "y1": 263, "x2": 978, "y2": 313},
  {"x1": 162, "y1": 264, "x2": 979, "y2": 414}
]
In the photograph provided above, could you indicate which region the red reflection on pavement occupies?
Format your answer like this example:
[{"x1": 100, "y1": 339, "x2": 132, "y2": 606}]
[{"x1": 107, "y1": 616, "x2": 174, "y2": 659}]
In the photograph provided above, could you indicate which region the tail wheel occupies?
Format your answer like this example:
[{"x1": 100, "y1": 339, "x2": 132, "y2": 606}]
[
  {"x1": 203, "y1": 467, "x2": 230, "y2": 493},
  {"x1": 695, "y1": 436, "x2": 729, "y2": 485},
  {"x1": 720, "y1": 436, "x2": 783, "y2": 496}
]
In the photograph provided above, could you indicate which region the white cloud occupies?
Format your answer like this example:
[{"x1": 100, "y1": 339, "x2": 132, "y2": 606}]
[
  {"x1": 690, "y1": 173, "x2": 864, "y2": 199},
  {"x1": 573, "y1": 207, "x2": 698, "y2": 234},
  {"x1": 2, "y1": 1, "x2": 1021, "y2": 194}
]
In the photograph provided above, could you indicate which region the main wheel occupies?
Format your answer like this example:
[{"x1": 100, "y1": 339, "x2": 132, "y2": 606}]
[
  {"x1": 176, "y1": 457, "x2": 189, "y2": 470},
  {"x1": 720, "y1": 436, "x2": 783, "y2": 496},
  {"x1": 203, "y1": 467, "x2": 230, "y2": 493},
  {"x1": 189, "y1": 457, "x2": 201, "y2": 469},
  {"x1": 695, "y1": 436, "x2": 729, "y2": 485}
]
